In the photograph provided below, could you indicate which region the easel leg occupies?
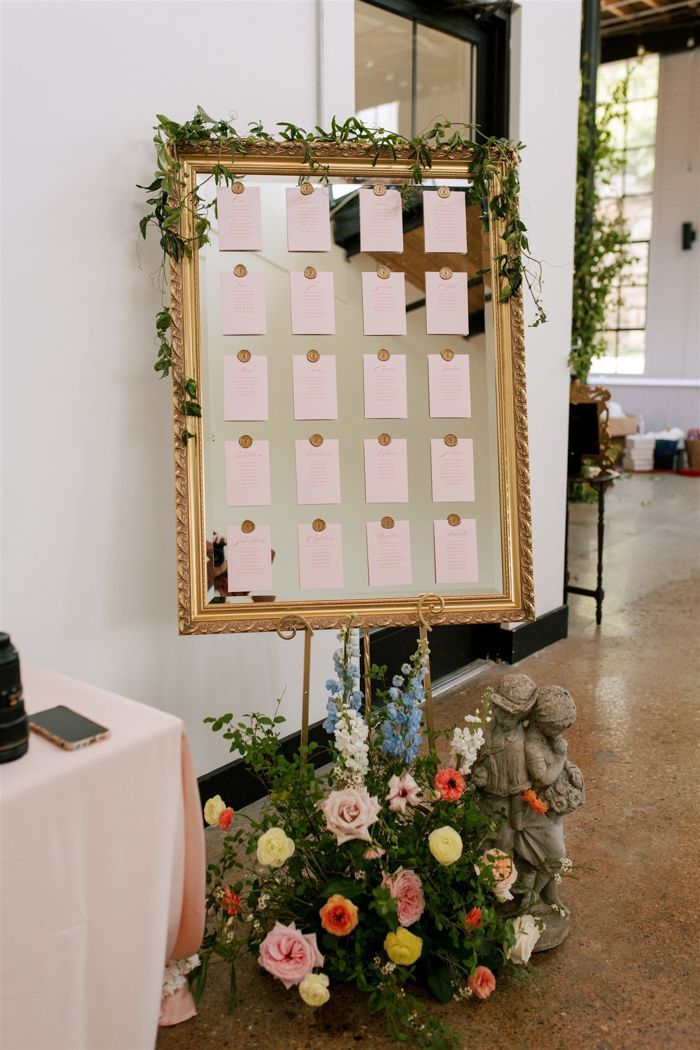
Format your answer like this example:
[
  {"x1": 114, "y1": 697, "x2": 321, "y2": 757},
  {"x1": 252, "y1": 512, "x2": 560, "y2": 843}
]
[
  {"x1": 362, "y1": 626, "x2": 372, "y2": 723},
  {"x1": 301, "y1": 626, "x2": 312, "y2": 749},
  {"x1": 419, "y1": 624, "x2": 436, "y2": 750}
]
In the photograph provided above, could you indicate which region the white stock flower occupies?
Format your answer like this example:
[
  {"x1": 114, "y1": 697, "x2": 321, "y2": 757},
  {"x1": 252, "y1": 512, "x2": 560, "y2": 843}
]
[
  {"x1": 506, "y1": 914, "x2": 541, "y2": 965},
  {"x1": 334, "y1": 707, "x2": 369, "y2": 786}
]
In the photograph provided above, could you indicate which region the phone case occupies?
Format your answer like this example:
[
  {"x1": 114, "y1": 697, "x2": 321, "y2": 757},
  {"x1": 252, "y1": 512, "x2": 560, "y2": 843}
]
[{"x1": 29, "y1": 723, "x2": 111, "y2": 750}]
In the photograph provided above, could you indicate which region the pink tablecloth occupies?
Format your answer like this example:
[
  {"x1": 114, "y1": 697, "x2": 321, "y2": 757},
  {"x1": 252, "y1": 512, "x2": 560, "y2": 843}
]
[{"x1": 0, "y1": 666, "x2": 205, "y2": 1050}]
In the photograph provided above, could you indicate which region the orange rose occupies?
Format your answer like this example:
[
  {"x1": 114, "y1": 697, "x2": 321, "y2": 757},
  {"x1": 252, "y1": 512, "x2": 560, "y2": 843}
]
[
  {"x1": 464, "y1": 906, "x2": 482, "y2": 930},
  {"x1": 222, "y1": 888, "x2": 240, "y2": 916},
  {"x1": 319, "y1": 894, "x2": 359, "y2": 936},
  {"x1": 521, "y1": 789, "x2": 549, "y2": 815},
  {"x1": 434, "y1": 767, "x2": 466, "y2": 802},
  {"x1": 218, "y1": 806, "x2": 235, "y2": 830}
]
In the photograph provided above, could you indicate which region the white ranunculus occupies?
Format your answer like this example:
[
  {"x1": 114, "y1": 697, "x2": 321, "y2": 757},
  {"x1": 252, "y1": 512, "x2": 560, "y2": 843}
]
[{"x1": 506, "y1": 914, "x2": 541, "y2": 965}]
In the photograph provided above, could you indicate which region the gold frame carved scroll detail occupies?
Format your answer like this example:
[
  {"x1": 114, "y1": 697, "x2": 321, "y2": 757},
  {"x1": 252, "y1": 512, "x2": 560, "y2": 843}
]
[{"x1": 169, "y1": 141, "x2": 534, "y2": 634}]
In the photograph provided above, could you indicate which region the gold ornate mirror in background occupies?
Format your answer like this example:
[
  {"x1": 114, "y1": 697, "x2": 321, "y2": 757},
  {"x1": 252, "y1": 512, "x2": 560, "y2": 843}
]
[{"x1": 167, "y1": 141, "x2": 533, "y2": 634}]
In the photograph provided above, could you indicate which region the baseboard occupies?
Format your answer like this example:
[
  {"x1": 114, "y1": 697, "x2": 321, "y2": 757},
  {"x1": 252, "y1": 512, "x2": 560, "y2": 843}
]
[{"x1": 484, "y1": 605, "x2": 569, "y2": 664}]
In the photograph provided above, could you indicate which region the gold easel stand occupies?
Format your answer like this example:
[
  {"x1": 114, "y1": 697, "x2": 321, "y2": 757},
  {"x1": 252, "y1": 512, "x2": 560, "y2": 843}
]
[{"x1": 276, "y1": 593, "x2": 446, "y2": 750}]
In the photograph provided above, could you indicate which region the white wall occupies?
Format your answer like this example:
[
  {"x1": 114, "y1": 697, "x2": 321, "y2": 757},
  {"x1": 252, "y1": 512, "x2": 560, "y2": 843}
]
[{"x1": 1, "y1": 0, "x2": 580, "y2": 774}]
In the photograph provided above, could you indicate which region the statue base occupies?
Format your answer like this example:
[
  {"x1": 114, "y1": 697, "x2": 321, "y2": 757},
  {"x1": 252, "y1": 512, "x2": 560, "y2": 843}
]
[{"x1": 531, "y1": 901, "x2": 571, "y2": 951}]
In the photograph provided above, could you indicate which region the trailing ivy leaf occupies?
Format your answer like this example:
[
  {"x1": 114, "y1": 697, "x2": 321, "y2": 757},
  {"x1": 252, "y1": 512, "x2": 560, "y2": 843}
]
[{"x1": 426, "y1": 958, "x2": 453, "y2": 1004}]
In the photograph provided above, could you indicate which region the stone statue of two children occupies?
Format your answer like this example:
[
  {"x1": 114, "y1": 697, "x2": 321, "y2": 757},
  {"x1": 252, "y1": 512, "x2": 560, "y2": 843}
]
[{"x1": 472, "y1": 673, "x2": 585, "y2": 949}]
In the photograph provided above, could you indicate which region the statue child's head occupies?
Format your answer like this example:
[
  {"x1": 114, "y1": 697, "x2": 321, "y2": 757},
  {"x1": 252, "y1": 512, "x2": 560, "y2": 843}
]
[
  {"x1": 530, "y1": 685, "x2": 576, "y2": 737},
  {"x1": 491, "y1": 673, "x2": 537, "y2": 726}
]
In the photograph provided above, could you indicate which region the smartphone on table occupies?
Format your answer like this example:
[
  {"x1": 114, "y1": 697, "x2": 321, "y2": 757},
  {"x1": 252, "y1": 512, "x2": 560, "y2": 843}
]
[{"x1": 29, "y1": 706, "x2": 110, "y2": 750}]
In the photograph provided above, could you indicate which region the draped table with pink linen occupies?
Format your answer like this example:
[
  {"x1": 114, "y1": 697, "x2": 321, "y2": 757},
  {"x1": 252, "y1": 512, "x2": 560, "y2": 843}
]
[{"x1": 0, "y1": 666, "x2": 205, "y2": 1050}]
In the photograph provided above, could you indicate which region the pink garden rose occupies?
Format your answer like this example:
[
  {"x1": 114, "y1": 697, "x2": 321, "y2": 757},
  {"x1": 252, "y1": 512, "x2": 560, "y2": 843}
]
[
  {"x1": 383, "y1": 868, "x2": 425, "y2": 927},
  {"x1": 386, "y1": 773, "x2": 421, "y2": 814},
  {"x1": 468, "y1": 965, "x2": 496, "y2": 1000},
  {"x1": 320, "y1": 788, "x2": 381, "y2": 845},
  {"x1": 258, "y1": 921, "x2": 324, "y2": 989}
]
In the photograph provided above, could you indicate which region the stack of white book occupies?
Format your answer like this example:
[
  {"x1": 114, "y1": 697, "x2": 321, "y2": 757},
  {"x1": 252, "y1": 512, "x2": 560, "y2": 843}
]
[{"x1": 623, "y1": 433, "x2": 655, "y2": 471}]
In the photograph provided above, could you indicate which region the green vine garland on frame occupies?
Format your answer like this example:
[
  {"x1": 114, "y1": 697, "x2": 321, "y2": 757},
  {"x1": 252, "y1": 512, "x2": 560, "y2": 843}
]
[{"x1": 139, "y1": 109, "x2": 546, "y2": 442}]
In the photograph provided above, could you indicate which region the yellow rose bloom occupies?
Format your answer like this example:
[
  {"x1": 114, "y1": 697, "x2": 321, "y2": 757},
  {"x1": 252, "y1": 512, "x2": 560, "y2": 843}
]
[
  {"x1": 299, "y1": 972, "x2": 330, "y2": 1006},
  {"x1": 384, "y1": 927, "x2": 423, "y2": 966},
  {"x1": 203, "y1": 795, "x2": 226, "y2": 827},
  {"x1": 428, "y1": 825, "x2": 463, "y2": 866},
  {"x1": 256, "y1": 826, "x2": 296, "y2": 868}
]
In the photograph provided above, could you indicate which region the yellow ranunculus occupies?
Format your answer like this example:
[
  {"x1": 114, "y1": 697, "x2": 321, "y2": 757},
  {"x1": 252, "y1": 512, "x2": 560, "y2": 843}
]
[
  {"x1": 384, "y1": 927, "x2": 423, "y2": 966},
  {"x1": 298, "y1": 971, "x2": 330, "y2": 1006},
  {"x1": 428, "y1": 825, "x2": 463, "y2": 866},
  {"x1": 203, "y1": 795, "x2": 227, "y2": 827},
  {"x1": 256, "y1": 826, "x2": 296, "y2": 868}
]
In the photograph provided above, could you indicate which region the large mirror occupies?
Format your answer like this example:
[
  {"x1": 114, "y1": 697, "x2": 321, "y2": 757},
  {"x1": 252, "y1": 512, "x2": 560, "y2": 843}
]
[{"x1": 170, "y1": 143, "x2": 532, "y2": 633}]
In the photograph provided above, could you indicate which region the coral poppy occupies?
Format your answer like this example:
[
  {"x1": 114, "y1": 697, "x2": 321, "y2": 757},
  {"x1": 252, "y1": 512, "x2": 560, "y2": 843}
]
[
  {"x1": 521, "y1": 789, "x2": 549, "y2": 814},
  {"x1": 434, "y1": 767, "x2": 466, "y2": 802},
  {"x1": 222, "y1": 888, "x2": 241, "y2": 916},
  {"x1": 319, "y1": 894, "x2": 359, "y2": 936}
]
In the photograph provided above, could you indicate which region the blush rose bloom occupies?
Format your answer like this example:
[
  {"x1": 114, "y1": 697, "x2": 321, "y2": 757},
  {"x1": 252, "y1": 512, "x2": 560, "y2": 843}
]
[
  {"x1": 256, "y1": 827, "x2": 296, "y2": 868},
  {"x1": 468, "y1": 966, "x2": 496, "y2": 1000},
  {"x1": 320, "y1": 788, "x2": 381, "y2": 844},
  {"x1": 506, "y1": 914, "x2": 541, "y2": 964},
  {"x1": 258, "y1": 921, "x2": 324, "y2": 989},
  {"x1": 383, "y1": 868, "x2": 425, "y2": 927},
  {"x1": 363, "y1": 846, "x2": 386, "y2": 861},
  {"x1": 428, "y1": 825, "x2": 463, "y2": 866},
  {"x1": 203, "y1": 795, "x2": 227, "y2": 827},
  {"x1": 386, "y1": 773, "x2": 421, "y2": 814},
  {"x1": 298, "y1": 972, "x2": 330, "y2": 1007},
  {"x1": 477, "y1": 849, "x2": 518, "y2": 902}
]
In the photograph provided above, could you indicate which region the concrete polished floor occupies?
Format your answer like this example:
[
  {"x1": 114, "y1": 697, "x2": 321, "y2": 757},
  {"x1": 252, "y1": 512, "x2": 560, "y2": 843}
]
[{"x1": 158, "y1": 474, "x2": 700, "y2": 1050}]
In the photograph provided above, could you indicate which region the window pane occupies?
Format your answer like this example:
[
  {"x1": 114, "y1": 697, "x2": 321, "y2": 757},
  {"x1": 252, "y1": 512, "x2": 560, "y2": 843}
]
[
  {"x1": 625, "y1": 242, "x2": 650, "y2": 281},
  {"x1": 624, "y1": 147, "x2": 655, "y2": 195},
  {"x1": 627, "y1": 54, "x2": 659, "y2": 101},
  {"x1": 625, "y1": 98, "x2": 658, "y2": 148},
  {"x1": 355, "y1": 1, "x2": 413, "y2": 137},
  {"x1": 597, "y1": 60, "x2": 628, "y2": 105},
  {"x1": 415, "y1": 23, "x2": 474, "y2": 134},
  {"x1": 615, "y1": 330, "x2": 645, "y2": 374},
  {"x1": 618, "y1": 285, "x2": 647, "y2": 329},
  {"x1": 623, "y1": 195, "x2": 652, "y2": 241}
]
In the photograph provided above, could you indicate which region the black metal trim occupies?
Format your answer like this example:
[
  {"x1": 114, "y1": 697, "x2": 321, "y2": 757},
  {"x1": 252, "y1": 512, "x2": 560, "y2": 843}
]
[
  {"x1": 482, "y1": 605, "x2": 569, "y2": 664},
  {"x1": 602, "y1": 23, "x2": 700, "y2": 63}
]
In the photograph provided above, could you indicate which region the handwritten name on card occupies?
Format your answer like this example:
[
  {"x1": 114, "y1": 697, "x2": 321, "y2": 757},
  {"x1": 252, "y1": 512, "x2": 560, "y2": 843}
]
[
  {"x1": 292, "y1": 355, "x2": 338, "y2": 420},
  {"x1": 223, "y1": 355, "x2": 269, "y2": 421},
  {"x1": 295, "y1": 439, "x2": 342, "y2": 505},
  {"x1": 425, "y1": 271, "x2": 469, "y2": 336},
  {"x1": 427, "y1": 354, "x2": 471, "y2": 418},
  {"x1": 423, "y1": 190, "x2": 467, "y2": 254},
  {"x1": 363, "y1": 354, "x2": 408, "y2": 419},
  {"x1": 366, "y1": 520, "x2": 412, "y2": 587},
  {"x1": 217, "y1": 186, "x2": 263, "y2": 251},
  {"x1": 227, "y1": 525, "x2": 273, "y2": 592},
  {"x1": 298, "y1": 523, "x2": 344, "y2": 590},
  {"x1": 220, "y1": 271, "x2": 267, "y2": 335},
  {"x1": 430, "y1": 438, "x2": 475, "y2": 503},
  {"x1": 361, "y1": 272, "x2": 407, "y2": 336},
  {"x1": 224, "y1": 440, "x2": 272, "y2": 506},
  {"x1": 359, "y1": 188, "x2": 404, "y2": 253},
  {"x1": 290, "y1": 271, "x2": 336, "y2": 335},
  {"x1": 433, "y1": 518, "x2": 478, "y2": 584},
  {"x1": 364, "y1": 438, "x2": 409, "y2": 503},
  {"x1": 286, "y1": 187, "x2": 331, "y2": 252}
]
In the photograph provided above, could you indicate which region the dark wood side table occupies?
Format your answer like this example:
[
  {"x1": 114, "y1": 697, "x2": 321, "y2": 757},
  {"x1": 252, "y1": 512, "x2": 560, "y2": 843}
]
[{"x1": 564, "y1": 470, "x2": 619, "y2": 626}]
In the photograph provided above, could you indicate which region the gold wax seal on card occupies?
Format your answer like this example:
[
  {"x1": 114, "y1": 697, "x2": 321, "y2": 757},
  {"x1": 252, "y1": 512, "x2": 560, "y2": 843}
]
[
  {"x1": 239, "y1": 434, "x2": 253, "y2": 449},
  {"x1": 377, "y1": 348, "x2": 391, "y2": 362},
  {"x1": 304, "y1": 265, "x2": 317, "y2": 279},
  {"x1": 312, "y1": 518, "x2": 326, "y2": 532},
  {"x1": 378, "y1": 432, "x2": 391, "y2": 446},
  {"x1": 438, "y1": 186, "x2": 451, "y2": 199},
  {"x1": 444, "y1": 433, "x2": 458, "y2": 447},
  {"x1": 441, "y1": 348, "x2": 455, "y2": 362},
  {"x1": 232, "y1": 181, "x2": 245, "y2": 195},
  {"x1": 241, "y1": 519, "x2": 255, "y2": 533},
  {"x1": 234, "y1": 264, "x2": 248, "y2": 278},
  {"x1": 448, "y1": 513, "x2": 461, "y2": 527},
  {"x1": 377, "y1": 266, "x2": 391, "y2": 280},
  {"x1": 381, "y1": 516, "x2": 395, "y2": 529},
  {"x1": 439, "y1": 266, "x2": 453, "y2": 280},
  {"x1": 237, "y1": 349, "x2": 251, "y2": 363},
  {"x1": 300, "y1": 182, "x2": 314, "y2": 196},
  {"x1": 310, "y1": 433, "x2": 324, "y2": 447},
  {"x1": 306, "y1": 349, "x2": 320, "y2": 363},
  {"x1": 373, "y1": 183, "x2": 387, "y2": 196}
]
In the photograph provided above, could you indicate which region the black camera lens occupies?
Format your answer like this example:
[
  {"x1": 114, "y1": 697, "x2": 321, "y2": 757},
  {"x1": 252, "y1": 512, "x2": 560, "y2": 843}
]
[{"x1": 0, "y1": 633, "x2": 29, "y2": 763}]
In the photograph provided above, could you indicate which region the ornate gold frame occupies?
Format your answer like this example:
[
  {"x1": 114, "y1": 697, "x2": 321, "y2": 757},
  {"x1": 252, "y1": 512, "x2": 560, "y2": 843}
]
[
  {"x1": 569, "y1": 378, "x2": 615, "y2": 472},
  {"x1": 169, "y1": 142, "x2": 533, "y2": 633}
]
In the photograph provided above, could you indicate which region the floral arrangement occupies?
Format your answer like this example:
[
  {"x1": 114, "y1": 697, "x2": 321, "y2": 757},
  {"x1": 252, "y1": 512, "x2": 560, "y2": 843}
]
[{"x1": 196, "y1": 624, "x2": 545, "y2": 1048}]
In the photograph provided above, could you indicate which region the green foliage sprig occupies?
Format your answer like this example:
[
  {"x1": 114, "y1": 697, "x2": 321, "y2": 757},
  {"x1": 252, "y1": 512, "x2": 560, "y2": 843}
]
[{"x1": 139, "y1": 109, "x2": 546, "y2": 441}]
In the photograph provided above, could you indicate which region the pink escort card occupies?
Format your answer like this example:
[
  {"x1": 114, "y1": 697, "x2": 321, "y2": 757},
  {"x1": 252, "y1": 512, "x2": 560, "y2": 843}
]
[
  {"x1": 220, "y1": 271, "x2": 267, "y2": 335},
  {"x1": 223, "y1": 355, "x2": 268, "y2": 421},
  {"x1": 359, "y1": 188, "x2": 404, "y2": 253},
  {"x1": 286, "y1": 186, "x2": 331, "y2": 252},
  {"x1": 363, "y1": 354, "x2": 407, "y2": 419},
  {"x1": 361, "y1": 272, "x2": 407, "y2": 336},
  {"x1": 217, "y1": 186, "x2": 263, "y2": 251},
  {"x1": 427, "y1": 353, "x2": 471, "y2": 418},
  {"x1": 430, "y1": 438, "x2": 475, "y2": 503},
  {"x1": 425, "y1": 271, "x2": 469, "y2": 336},
  {"x1": 224, "y1": 439, "x2": 272, "y2": 506},
  {"x1": 433, "y1": 518, "x2": 478, "y2": 584},
  {"x1": 290, "y1": 271, "x2": 336, "y2": 334},
  {"x1": 295, "y1": 439, "x2": 341, "y2": 504},
  {"x1": 364, "y1": 438, "x2": 409, "y2": 503},
  {"x1": 292, "y1": 355, "x2": 338, "y2": 420},
  {"x1": 423, "y1": 190, "x2": 468, "y2": 254},
  {"x1": 298, "y1": 523, "x2": 344, "y2": 590},
  {"x1": 366, "y1": 520, "x2": 412, "y2": 587},
  {"x1": 227, "y1": 524, "x2": 273, "y2": 592}
]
